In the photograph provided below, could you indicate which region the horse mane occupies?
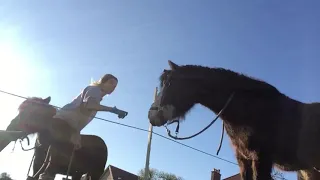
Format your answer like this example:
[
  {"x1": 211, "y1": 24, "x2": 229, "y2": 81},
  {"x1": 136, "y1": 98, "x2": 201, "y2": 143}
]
[
  {"x1": 160, "y1": 64, "x2": 281, "y2": 95},
  {"x1": 18, "y1": 97, "x2": 50, "y2": 111}
]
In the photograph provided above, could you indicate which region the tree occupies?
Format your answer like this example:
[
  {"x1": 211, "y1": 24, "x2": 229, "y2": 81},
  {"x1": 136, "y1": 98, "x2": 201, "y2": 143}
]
[
  {"x1": 0, "y1": 172, "x2": 13, "y2": 180},
  {"x1": 138, "y1": 168, "x2": 184, "y2": 180},
  {"x1": 138, "y1": 168, "x2": 286, "y2": 180}
]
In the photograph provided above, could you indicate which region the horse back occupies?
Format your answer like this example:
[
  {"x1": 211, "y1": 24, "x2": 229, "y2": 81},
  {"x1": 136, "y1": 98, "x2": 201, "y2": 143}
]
[{"x1": 80, "y1": 134, "x2": 107, "y2": 150}]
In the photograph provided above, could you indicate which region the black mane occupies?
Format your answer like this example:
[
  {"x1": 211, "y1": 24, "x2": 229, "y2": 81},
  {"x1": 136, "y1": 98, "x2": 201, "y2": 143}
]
[
  {"x1": 18, "y1": 97, "x2": 47, "y2": 111},
  {"x1": 160, "y1": 64, "x2": 280, "y2": 95}
]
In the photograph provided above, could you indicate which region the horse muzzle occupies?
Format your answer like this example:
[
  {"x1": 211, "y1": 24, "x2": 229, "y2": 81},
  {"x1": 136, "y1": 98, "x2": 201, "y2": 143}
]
[{"x1": 148, "y1": 107, "x2": 167, "y2": 127}]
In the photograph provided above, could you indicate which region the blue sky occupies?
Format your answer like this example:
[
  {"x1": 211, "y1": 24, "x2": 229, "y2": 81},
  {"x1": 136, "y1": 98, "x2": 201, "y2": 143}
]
[{"x1": 0, "y1": 0, "x2": 319, "y2": 179}]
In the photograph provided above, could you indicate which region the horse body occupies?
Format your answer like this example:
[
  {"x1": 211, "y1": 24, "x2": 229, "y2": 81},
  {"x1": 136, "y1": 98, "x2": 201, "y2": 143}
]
[
  {"x1": 196, "y1": 72, "x2": 310, "y2": 176},
  {"x1": 148, "y1": 60, "x2": 320, "y2": 180},
  {"x1": 4, "y1": 97, "x2": 108, "y2": 180},
  {"x1": 33, "y1": 132, "x2": 107, "y2": 180}
]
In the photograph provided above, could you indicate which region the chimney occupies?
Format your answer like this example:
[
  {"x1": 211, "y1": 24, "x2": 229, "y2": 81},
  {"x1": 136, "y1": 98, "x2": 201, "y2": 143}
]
[{"x1": 211, "y1": 168, "x2": 221, "y2": 180}]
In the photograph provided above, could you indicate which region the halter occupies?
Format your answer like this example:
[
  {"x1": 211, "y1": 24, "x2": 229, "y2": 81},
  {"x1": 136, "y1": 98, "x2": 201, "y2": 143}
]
[
  {"x1": 164, "y1": 92, "x2": 235, "y2": 140},
  {"x1": 157, "y1": 70, "x2": 235, "y2": 155}
]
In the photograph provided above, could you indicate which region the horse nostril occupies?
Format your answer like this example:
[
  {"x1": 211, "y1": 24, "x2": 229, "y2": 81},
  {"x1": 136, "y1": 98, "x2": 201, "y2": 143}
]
[{"x1": 150, "y1": 107, "x2": 159, "y2": 111}]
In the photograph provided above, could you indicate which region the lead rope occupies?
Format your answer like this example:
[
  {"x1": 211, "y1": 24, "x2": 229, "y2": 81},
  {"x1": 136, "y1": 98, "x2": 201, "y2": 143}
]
[
  {"x1": 8, "y1": 134, "x2": 44, "y2": 179},
  {"x1": 66, "y1": 145, "x2": 76, "y2": 179},
  {"x1": 12, "y1": 136, "x2": 37, "y2": 152},
  {"x1": 65, "y1": 87, "x2": 87, "y2": 179},
  {"x1": 32, "y1": 145, "x2": 52, "y2": 178},
  {"x1": 165, "y1": 92, "x2": 235, "y2": 155},
  {"x1": 65, "y1": 87, "x2": 86, "y2": 179},
  {"x1": 26, "y1": 152, "x2": 35, "y2": 178},
  {"x1": 216, "y1": 121, "x2": 224, "y2": 155}
]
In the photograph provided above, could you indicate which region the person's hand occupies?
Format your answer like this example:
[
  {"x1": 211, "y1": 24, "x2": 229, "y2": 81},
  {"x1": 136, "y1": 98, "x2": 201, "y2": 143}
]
[
  {"x1": 117, "y1": 109, "x2": 128, "y2": 119},
  {"x1": 70, "y1": 132, "x2": 81, "y2": 150},
  {"x1": 112, "y1": 106, "x2": 128, "y2": 119}
]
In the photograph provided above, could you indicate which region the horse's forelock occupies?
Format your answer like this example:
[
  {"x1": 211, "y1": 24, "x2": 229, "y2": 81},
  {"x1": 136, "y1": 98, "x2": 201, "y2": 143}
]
[
  {"x1": 18, "y1": 97, "x2": 50, "y2": 112},
  {"x1": 159, "y1": 70, "x2": 170, "y2": 88}
]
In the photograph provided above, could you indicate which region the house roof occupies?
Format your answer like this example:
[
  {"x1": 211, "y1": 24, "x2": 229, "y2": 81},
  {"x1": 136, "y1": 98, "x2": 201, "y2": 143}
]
[
  {"x1": 104, "y1": 165, "x2": 139, "y2": 180},
  {"x1": 223, "y1": 173, "x2": 241, "y2": 180}
]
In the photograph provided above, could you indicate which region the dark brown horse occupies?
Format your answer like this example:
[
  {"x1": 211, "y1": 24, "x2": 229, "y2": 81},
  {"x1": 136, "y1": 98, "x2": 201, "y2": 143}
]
[
  {"x1": 3, "y1": 96, "x2": 107, "y2": 180},
  {"x1": 148, "y1": 60, "x2": 320, "y2": 180}
]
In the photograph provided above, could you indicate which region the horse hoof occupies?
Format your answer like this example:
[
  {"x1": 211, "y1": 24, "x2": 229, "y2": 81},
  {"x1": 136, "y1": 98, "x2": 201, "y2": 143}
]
[
  {"x1": 38, "y1": 173, "x2": 55, "y2": 180},
  {"x1": 80, "y1": 173, "x2": 92, "y2": 180}
]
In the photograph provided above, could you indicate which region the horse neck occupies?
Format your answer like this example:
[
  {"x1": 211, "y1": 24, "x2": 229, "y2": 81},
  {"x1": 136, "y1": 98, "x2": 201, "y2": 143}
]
[
  {"x1": 194, "y1": 78, "x2": 234, "y2": 115},
  {"x1": 6, "y1": 114, "x2": 20, "y2": 131}
]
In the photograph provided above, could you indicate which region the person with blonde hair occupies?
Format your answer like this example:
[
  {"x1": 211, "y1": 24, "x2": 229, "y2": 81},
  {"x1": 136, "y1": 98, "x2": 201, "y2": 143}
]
[
  {"x1": 36, "y1": 73, "x2": 128, "y2": 180},
  {"x1": 54, "y1": 73, "x2": 128, "y2": 149}
]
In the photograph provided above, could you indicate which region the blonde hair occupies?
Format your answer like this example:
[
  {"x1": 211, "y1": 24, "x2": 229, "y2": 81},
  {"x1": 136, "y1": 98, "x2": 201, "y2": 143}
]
[{"x1": 90, "y1": 74, "x2": 118, "y2": 86}]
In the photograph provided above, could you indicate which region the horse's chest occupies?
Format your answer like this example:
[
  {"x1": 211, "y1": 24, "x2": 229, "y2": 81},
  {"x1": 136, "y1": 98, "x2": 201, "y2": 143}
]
[
  {"x1": 226, "y1": 126, "x2": 250, "y2": 146},
  {"x1": 225, "y1": 124, "x2": 268, "y2": 159},
  {"x1": 232, "y1": 136, "x2": 261, "y2": 160}
]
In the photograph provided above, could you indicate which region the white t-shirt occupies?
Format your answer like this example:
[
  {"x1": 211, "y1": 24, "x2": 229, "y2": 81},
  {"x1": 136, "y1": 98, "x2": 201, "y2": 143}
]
[{"x1": 54, "y1": 85, "x2": 103, "y2": 131}]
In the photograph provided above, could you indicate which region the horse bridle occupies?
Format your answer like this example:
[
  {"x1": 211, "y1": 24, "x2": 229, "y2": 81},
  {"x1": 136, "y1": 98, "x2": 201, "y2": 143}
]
[{"x1": 156, "y1": 70, "x2": 235, "y2": 155}]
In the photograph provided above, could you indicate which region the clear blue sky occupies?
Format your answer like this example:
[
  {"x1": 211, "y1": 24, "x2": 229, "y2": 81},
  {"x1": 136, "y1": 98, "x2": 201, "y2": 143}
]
[{"x1": 0, "y1": 0, "x2": 319, "y2": 179}]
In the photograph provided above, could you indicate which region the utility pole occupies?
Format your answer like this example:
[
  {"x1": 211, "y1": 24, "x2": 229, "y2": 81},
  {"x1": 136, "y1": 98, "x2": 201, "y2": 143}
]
[{"x1": 144, "y1": 87, "x2": 158, "y2": 180}]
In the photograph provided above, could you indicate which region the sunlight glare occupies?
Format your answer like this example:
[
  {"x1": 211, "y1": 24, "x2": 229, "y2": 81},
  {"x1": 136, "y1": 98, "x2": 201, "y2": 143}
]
[
  {"x1": 0, "y1": 29, "x2": 36, "y2": 129},
  {"x1": 0, "y1": 27, "x2": 39, "y2": 179}
]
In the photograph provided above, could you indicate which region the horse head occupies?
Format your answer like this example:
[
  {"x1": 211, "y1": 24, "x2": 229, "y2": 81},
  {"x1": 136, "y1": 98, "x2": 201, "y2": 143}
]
[
  {"x1": 6, "y1": 96, "x2": 57, "y2": 134},
  {"x1": 148, "y1": 60, "x2": 212, "y2": 126}
]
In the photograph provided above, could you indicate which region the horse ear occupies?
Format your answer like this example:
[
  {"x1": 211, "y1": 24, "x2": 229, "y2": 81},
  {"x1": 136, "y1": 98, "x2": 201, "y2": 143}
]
[
  {"x1": 43, "y1": 96, "x2": 51, "y2": 103},
  {"x1": 168, "y1": 60, "x2": 179, "y2": 70}
]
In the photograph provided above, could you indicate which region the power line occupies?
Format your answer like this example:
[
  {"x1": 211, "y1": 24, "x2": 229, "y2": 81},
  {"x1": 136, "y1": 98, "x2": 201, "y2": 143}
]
[
  {"x1": 0, "y1": 89, "x2": 237, "y2": 165},
  {"x1": 0, "y1": 89, "x2": 288, "y2": 179}
]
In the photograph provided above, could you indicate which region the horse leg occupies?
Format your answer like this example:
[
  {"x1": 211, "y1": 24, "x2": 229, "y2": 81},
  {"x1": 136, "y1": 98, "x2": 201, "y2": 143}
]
[
  {"x1": 39, "y1": 156, "x2": 57, "y2": 180},
  {"x1": 236, "y1": 151, "x2": 253, "y2": 180},
  {"x1": 30, "y1": 145, "x2": 51, "y2": 180},
  {"x1": 31, "y1": 151, "x2": 46, "y2": 179},
  {"x1": 71, "y1": 172, "x2": 84, "y2": 180},
  {"x1": 85, "y1": 147, "x2": 107, "y2": 180},
  {"x1": 39, "y1": 147, "x2": 61, "y2": 180},
  {"x1": 251, "y1": 152, "x2": 273, "y2": 180},
  {"x1": 88, "y1": 157, "x2": 106, "y2": 180}
]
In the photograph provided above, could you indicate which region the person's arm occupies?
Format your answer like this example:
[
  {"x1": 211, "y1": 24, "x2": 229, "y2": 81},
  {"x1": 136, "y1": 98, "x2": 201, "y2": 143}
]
[
  {"x1": 81, "y1": 86, "x2": 116, "y2": 113},
  {"x1": 82, "y1": 86, "x2": 128, "y2": 118},
  {"x1": 85, "y1": 99, "x2": 116, "y2": 112}
]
